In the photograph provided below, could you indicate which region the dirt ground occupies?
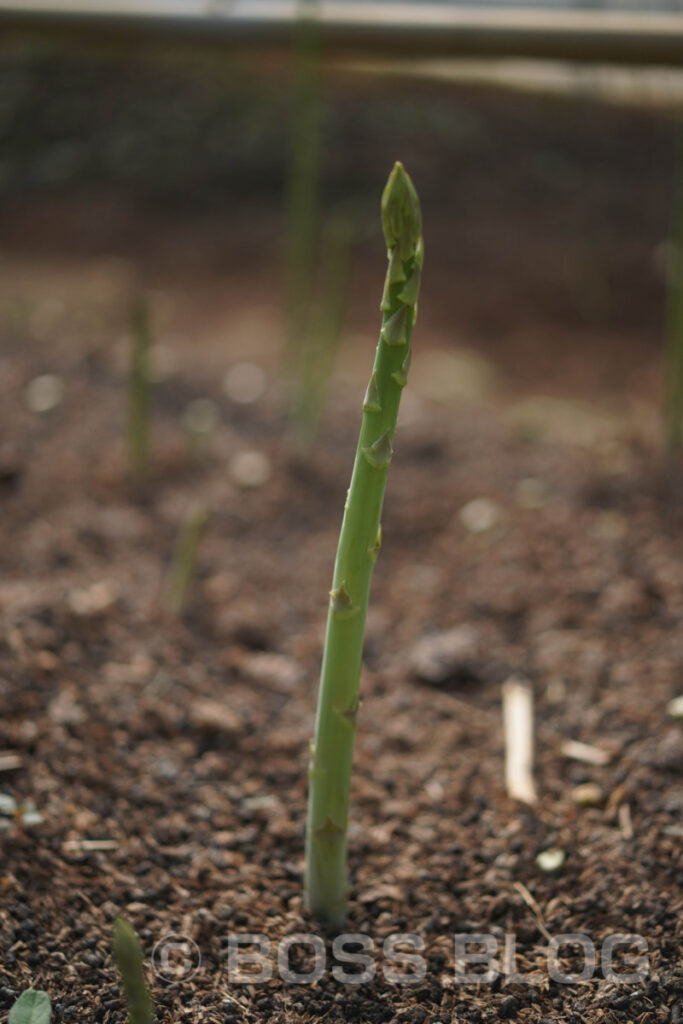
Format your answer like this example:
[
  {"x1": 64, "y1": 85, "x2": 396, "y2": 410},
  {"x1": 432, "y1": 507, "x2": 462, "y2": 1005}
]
[{"x1": 0, "y1": 56, "x2": 681, "y2": 1024}]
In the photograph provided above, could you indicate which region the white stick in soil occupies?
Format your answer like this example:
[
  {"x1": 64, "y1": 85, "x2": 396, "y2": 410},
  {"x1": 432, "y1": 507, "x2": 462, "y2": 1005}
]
[
  {"x1": 503, "y1": 675, "x2": 537, "y2": 805},
  {"x1": 561, "y1": 738, "x2": 611, "y2": 766}
]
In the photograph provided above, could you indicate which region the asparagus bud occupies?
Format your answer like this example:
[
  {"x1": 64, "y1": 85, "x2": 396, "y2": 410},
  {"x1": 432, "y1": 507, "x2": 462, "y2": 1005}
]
[{"x1": 305, "y1": 163, "x2": 423, "y2": 927}]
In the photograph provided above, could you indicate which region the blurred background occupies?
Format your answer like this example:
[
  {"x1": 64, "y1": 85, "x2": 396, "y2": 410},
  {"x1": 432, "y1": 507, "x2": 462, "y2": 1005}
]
[
  {"x1": 0, "y1": 0, "x2": 680, "y2": 435},
  {"x1": 1, "y1": 11, "x2": 682, "y2": 1015}
]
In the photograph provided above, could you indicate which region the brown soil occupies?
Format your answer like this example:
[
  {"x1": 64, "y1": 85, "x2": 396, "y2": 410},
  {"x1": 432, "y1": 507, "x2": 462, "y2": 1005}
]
[{"x1": 0, "y1": 57, "x2": 681, "y2": 1024}]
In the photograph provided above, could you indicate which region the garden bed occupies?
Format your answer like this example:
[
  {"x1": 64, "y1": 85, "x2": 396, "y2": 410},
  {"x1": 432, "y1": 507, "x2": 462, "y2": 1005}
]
[{"x1": 0, "y1": 64, "x2": 681, "y2": 1023}]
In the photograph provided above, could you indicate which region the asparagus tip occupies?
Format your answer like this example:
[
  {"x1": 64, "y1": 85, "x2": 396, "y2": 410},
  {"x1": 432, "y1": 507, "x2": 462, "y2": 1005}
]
[{"x1": 381, "y1": 162, "x2": 422, "y2": 260}]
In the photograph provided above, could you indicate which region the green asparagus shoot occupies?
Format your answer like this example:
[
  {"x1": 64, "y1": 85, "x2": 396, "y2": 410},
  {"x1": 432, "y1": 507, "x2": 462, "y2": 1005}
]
[
  {"x1": 165, "y1": 503, "x2": 209, "y2": 614},
  {"x1": 305, "y1": 163, "x2": 423, "y2": 927},
  {"x1": 666, "y1": 123, "x2": 683, "y2": 453},
  {"x1": 127, "y1": 299, "x2": 152, "y2": 482},
  {"x1": 291, "y1": 214, "x2": 354, "y2": 447},
  {"x1": 112, "y1": 917, "x2": 155, "y2": 1024},
  {"x1": 285, "y1": 0, "x2": 322, "y2": 384}
]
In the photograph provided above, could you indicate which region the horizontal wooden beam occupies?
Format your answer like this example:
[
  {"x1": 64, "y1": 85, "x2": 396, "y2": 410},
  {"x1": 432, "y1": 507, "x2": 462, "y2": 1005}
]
[{"x1": 1, "y1": 2, "x2": 683, "y2": 68}]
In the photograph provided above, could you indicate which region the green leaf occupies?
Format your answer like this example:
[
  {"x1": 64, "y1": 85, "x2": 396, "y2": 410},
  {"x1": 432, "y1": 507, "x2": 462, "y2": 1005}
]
[{"x1": 9, "y1": 990, "x2": 52, "y2": 1024}]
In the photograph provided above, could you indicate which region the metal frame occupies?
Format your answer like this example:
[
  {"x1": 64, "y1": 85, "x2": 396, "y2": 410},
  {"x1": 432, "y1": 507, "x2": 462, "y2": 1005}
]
[{"x1": 1, "y1": 1, "x2": 683, "y2": 67}]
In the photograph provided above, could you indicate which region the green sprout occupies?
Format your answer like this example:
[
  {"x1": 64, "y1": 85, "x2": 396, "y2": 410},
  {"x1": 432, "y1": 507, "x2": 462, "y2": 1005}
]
[
  {"x1": 127, "y1": 299, "x2": 152, "y2": 482},
  {"x1": 112, "y1": 917, "x2": 155, "y2": 1024},
  {"x1": 666, "y1": 123, "x2": 683, "y2": 453},
  {"x1": 305, "y1": 163, "x2": 423, "y2": 927},
  {"x1": 285, "y1": 0, "x2": 356, "y2": 449},
  {"x1": 291, "y1": 214, "x2": 354, "y2": 447},
  {"x1": 164, "y1": 503, "x2": 209, "y2": 614},
  {"x1": 285, "y1": 0, "x2": 322, "y2": 380},
  {"x1": 9, "y1": 990, "x2": 51, "y2": 1024}
]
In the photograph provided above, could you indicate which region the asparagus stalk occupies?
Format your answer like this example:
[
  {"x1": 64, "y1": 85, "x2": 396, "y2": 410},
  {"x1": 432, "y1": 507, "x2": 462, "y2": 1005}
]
[
  {"x1": 285, "y1": 0, "x2": 322, "y2": 400},
  {"x1": 112, "y1": 917, "x2": 155, "y2": 1024},
  {"x1": 666, "y1": 123, "x2": 683, "y2": 453},
  {"x1": 292, "y1": 214, "x2": 354, "y2": 447},
  {"x1": 305, "y1": 162, "x2": 423, "y2": 927},
  {"x1": 164, "y1": 503, "x2": 209, "y2": 614},
  {"x1": 127, "y1": 299, "x2": 152, "y2": 483}
]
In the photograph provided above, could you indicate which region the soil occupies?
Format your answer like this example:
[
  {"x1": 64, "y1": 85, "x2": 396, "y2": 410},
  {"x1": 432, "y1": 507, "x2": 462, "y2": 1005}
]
[{"x1": 0, "y1": 55, "x2": 682, "y2": 1024}]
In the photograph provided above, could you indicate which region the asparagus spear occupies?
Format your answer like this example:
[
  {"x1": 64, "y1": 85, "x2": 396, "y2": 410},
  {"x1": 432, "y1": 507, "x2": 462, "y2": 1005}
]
[
  {"x1": 305, "y1": 162, "x2": 423, "y2": 927},
  {"x1": 127, "y1": 299, "x2": 152, "y2": 483},
  {"x1": 112, "y1": 917, "x2": 155, "y2": 1024},
  {"x1": 164, "y1": 503, "x2": 209, "y2": 614},
  {"x1": 666, "y1": 123, "x2": 683, "y2": 453}
]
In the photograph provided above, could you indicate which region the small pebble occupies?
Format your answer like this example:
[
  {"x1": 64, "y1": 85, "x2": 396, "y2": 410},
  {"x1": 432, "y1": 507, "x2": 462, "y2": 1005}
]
[
  {"x1": 189, "y1": 699, "x2": 241, "y2": 736},
  {"x1": 25, "y1": 374, "x2": 64, "y2": 413},
  {"x1": 571, "y1": 782, "x2": 604, "y2": 807},
  {"x1": 48, "y1": 687, "x2": 86, "y2": 726},
  {"x1": 0, "y1": 794, "x2": 17, "y2": 815},
  {"x1": 242, "y1": 794, "x2": 279, "y2": 813},
  {"x1": 499, "y1": 995, "x2": 520, "y2": 1019},
  {"x1": 33, "y1": 649, "x2": 59, "y2": 673},
  {"x1": 239, "y1": 651, "x2": 304, "y2": 693},
  {"x1": 229, "y1": 450, "x2": 271, "y2": 489},
  {"x1": 410, "y1": 626, "x2": 480, "y2": 685},
  {"x1": 667, "y1": 695, "x2": 683, "y2": 720},
  {"x1": 68, "y1": 580, "x2": 118, "y2": 617},
  {"x1": 19, "y1": 801, "x2": 44, "y2": 827},
  {"x1": 459, "y1": 497, "x2": 500, "y2": 534},
  {"x1": 536, "y1": 848, "x2": 565, "y2": 873},
  {"x1": 223, "y1": 362, "x2": 266, "y2": 404}
]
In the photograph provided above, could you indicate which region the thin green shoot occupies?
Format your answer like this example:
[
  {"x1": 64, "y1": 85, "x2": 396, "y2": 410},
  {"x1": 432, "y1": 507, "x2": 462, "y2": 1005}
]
[
  {"x1": 291, "y1": 214, "x2": 355, "y2": 447},
  {"x1": 285, "y1": 0, "x2": 322, "y2": 382},
  {"x1": 112, "y1": 917, "x2": 155, "y2": 1024},
  {"x1": 305, "y1": 163, "x2": 423, "y2": 927},
  {"x1": 128, "y1": 299, "x2": 152, "y2": 482},
  {"x1": 666, "y1": 122, "x2": 683, "y2": 453},
  {"x1": 164, "y1": 504, "x2": 209, "y2": 614}
]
